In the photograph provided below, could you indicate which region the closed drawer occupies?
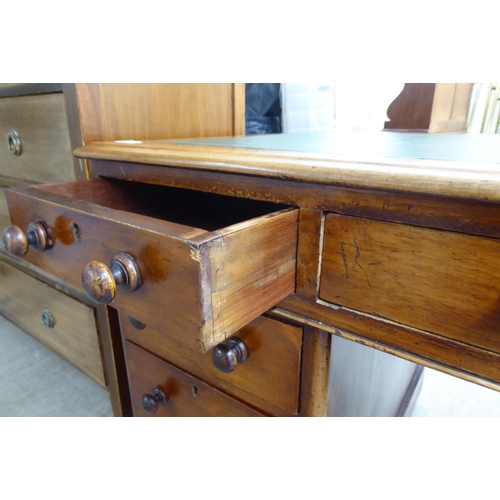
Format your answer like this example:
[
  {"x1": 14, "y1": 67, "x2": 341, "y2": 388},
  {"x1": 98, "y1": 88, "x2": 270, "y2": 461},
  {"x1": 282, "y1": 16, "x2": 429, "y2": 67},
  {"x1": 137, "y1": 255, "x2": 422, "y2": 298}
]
[
  {"x1": 319, "y1": 214, "x2": 500, "y2": 354},
  {"x1": 0, "y1": 257, "x2": 105, "y2": 386},
  {"x1": 4, "y1": 178, "x2": 298, "y2": 351},
  {"x1": 122, "y1": 313, "x2": 303, "y2": 415},
  {"x1": 125, "y1": 341, "x2": 264, "y2": 416},
  {"x1": 0, "y1": 94, "x2": 75, "y2": 184}
]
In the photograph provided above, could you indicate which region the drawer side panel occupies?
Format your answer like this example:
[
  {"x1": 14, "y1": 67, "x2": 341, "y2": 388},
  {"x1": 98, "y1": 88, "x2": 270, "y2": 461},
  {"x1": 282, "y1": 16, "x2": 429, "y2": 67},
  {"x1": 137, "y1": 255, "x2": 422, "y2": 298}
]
[{"x1": 207, "y1": 209, "x2": 298, "y2": 349}]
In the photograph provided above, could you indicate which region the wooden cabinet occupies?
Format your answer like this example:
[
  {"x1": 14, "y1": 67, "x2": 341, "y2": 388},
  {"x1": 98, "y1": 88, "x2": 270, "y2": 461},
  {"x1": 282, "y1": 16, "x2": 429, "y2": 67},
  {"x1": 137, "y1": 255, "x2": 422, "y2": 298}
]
[
  {"x1": 3, "y1": 130, "x2": 441, "y2": 417},
  {"x1": 10, "y1": 88, "x2": 494, "y2": 417},
  {"x1": 122, "y1": 313, "x2": 304, "y2": 416},
  {"x1": 0, "y1": 83, "x2": 246, "y2": 416}
]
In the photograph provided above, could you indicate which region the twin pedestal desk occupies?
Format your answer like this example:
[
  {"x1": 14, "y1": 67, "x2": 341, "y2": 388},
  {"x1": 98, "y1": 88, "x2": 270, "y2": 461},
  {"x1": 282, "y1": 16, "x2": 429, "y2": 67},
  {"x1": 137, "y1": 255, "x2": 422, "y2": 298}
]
[{"x1": 4, "y1": 132, "x2": 500, "y2": 417}]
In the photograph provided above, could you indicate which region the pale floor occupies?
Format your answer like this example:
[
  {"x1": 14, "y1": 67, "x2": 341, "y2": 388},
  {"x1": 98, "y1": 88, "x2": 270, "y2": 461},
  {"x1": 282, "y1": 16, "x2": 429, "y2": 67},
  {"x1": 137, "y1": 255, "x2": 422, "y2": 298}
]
[{"x1": 1, "y1": 315, "x2": 500, "y2": 417}]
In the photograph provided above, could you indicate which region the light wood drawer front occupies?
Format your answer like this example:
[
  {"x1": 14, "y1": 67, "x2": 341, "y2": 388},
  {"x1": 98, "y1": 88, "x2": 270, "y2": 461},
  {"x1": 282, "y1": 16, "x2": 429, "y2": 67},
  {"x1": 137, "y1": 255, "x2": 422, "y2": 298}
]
[
  {"x1": 0, "y1": 94, "x2": 75, "y2": 184},
  {"x1": 122, "y1": 314, "x2": 303, "y2": 416},
  {"x1": 320, "y1": 214, "x2": 500, "y2": 353},
  {"x1": 126, "y1": 342, "x2": 264, "y2": 417},
  {"x1": 0, "y1": 258, "x2": 105, "y2": 386},
  {"x1": 5, "y1": 178, "x2": 298, "y2": 352}
]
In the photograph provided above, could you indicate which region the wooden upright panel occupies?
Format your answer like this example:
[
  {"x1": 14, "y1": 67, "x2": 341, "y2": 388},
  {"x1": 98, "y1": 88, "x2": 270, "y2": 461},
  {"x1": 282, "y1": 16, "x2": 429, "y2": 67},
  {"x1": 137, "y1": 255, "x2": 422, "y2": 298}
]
[
  {"x1": 384, "y1": 83, "x2": 473, "y2": 133},
  {"x1": 75, "y1": 83, "x2": 243, "y2": 144},
  {"x1": 320, "y1": 214, "x2": 500, "y2": 354}
]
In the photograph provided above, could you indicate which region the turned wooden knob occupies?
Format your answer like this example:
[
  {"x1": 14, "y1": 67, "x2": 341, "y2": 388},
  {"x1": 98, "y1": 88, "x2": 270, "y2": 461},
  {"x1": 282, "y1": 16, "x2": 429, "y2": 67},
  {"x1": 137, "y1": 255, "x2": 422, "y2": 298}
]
[
  {"x1": 212, "y1": 337, "x2": 248, "y2": 373},
  {"x1": 141, "y1": 386, "x2": 169, "y2": 414},
  {"x1": 82, "y1": 252, "x2": 141, "y2": 304},
  {"x1": 2, "y1": 222, "x2": 51, "y2": 257}
]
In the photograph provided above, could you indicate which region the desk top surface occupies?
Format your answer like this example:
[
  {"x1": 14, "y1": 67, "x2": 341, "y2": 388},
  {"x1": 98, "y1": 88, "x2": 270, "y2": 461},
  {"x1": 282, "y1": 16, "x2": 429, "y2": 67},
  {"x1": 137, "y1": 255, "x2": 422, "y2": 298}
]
[
  {"x1": 170, "y1": 132, "x2": 500, "y2": 164},
  {"x1": 75, "y1": 132, "x2": 500, "y2": 203}
]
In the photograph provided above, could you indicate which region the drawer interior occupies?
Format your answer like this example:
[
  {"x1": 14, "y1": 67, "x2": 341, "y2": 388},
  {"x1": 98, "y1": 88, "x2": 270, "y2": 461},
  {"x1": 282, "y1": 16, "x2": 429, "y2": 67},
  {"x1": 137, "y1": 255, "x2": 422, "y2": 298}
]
[{"x1": 37, "y1": 178, "x2": 291, "y2": 231}]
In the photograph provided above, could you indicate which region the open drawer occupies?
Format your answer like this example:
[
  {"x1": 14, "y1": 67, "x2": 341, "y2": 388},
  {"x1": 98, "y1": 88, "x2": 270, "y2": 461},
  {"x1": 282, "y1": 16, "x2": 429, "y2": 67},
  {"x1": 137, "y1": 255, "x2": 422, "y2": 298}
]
[{"x1": 3, "y1": 178, "x2": 298, "y2": 351}]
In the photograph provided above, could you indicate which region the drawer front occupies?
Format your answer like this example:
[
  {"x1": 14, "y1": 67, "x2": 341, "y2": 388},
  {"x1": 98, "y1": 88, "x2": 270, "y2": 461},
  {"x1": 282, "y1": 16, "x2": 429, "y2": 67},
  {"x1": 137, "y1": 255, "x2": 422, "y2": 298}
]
[
  {"x1": 4, "y1": 180, "x2": 297, "y2": 352},
  {"x1": 125, "y1": 342, "x2": 264, "y2": 417},
  {"x1": 122, "y1": 314, "x2": 303, "y2": 415},
  {"x1": 0, "y1": 258, "x2": 105, "y2": 386},
  {"x1": 319, "y1": 214, "x2": 500, "y2": 353},
  {"x1": 0, "y1": 94, "x2": 76, "y2": 184}
]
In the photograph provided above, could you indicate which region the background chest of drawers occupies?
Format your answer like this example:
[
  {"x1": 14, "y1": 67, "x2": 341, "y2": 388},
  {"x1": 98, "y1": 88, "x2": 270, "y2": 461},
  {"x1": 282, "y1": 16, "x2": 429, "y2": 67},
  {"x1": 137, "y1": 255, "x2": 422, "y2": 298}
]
[{"x1": 0, "y1": 84, "x2": 111, "y2": 397}]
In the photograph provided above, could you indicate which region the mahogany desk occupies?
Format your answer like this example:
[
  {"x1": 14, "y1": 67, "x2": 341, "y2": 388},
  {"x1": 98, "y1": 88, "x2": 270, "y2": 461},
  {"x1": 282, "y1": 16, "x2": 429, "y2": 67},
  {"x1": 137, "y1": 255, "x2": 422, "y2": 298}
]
[{"x1": 4, "y1": 132, "x2": 500, "y2": 416}]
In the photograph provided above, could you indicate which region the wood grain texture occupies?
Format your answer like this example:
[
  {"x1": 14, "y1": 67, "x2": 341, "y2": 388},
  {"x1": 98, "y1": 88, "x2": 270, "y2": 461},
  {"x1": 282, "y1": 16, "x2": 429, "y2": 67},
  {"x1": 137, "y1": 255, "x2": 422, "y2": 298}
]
[
  {"x1": 298, "y1": 326, "x2": 331, "y2": 417},
  {"x1": 429, "y1": 83, "x2": 474, "y2": 133},
  {"x1": 0, "y1": 252, "x2": 127, "y2": 416},
  {"x1": 5, "y1": 180, "x2": 297, "y2": 352},
  {"x1": 75, "y1": 139, "x2": 500, "y2": 203},
  {"x1": 123, "y1": 314, "x2": 303, "y2": 415},
  {"x1": 62, "y1": 83, "x2": 89, "y2": 180},
  {"x1": 75, "y1": 84, "x2": 241, "y2": 144},
  {"x1": 0, "y1": 94, "x2": 76, "y2": 184},
  {"x1": 233, "y1": 83, "x2": 246, "y2": 136},
  {"x1": 320, "y1": 214, "x2": 500, "y2": 353},
  {"x1": 276, "y1": 295, "x2": 500, "y2": 391},
  {"x1": 93, "y1": 159, "x2": 500, "y2": 239},
  {"x1": 204, "y1": 208, "x2": 298, "y2": 349},
  {"x1": 296, "y1": 209, "x2": 323, "y2": 298},
  {"x1": 384, "y1": 83, "x2": 473, "y2": 133},
  {"x1": 125, "y1": 342, "x2": 264, "y2": 417},
  {"x1": 0, "y1": 258, "x2": 105, "y2": 386}
]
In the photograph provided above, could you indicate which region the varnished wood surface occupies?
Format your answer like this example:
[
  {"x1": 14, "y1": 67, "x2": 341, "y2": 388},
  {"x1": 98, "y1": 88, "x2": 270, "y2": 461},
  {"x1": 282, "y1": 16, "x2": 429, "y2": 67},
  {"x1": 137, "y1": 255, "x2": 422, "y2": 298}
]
[
  {"x1": 0, "y1": 258, "x2": 105, "y2": 386},
  {"x1": 76, "y1": 133, "x2": 500, "y2": 202},
  {"x1": 429, "y1": 83, "x2": 474, "y2": 133},
  {"x1": 5, "y1": 179, "x2": 297, "y2": 352},
  {"x1": 74, "y1": 84, "x2": 243, "y2": 144},
  {"x1": 0, "y1": 94, "x2": 76, "y2": 184},
  {"x1": 122, "y1": 314, "x2": 303, "y2": 415},
  {"x1": 0, "y1": 252, "x2": 128, "y2": 417},
  {"x1": 384, "y1": 83, "x2": 436, "y2": 131},
  {"x1": 276, "y1": 295, "x2": 500, "y2": 391},
  {"x1": 125, "y1": 342, "x2": 264, "y2": 417},
  {"x1": 94, "y1": 159, "x2": 500, "y2": 239},
  {"x1": 298, "y1": 326, "x2": 331, "y2": 417},
  {"x1": 320, "y1": 214, "x2": 500, "y2": 354},
  {"x1": 384, "y1": 83, "x2": 473, "y2": 133}
]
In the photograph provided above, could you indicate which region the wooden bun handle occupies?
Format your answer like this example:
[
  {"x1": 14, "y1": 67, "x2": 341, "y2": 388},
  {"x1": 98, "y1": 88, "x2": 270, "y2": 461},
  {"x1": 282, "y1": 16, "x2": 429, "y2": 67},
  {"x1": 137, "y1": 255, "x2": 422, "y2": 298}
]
[
  {"x1": 2, "y1": 222, "x2": 50, "y2": 257},
  {"x1": 212, "y1": 337, "x2": 248, "y2": 373},
  {"x1": 82, "y1": 252, "x2": 141, "y2": 304},
  {"x1": 141, "y1": 387, "x2": 169, "y2": 414}
]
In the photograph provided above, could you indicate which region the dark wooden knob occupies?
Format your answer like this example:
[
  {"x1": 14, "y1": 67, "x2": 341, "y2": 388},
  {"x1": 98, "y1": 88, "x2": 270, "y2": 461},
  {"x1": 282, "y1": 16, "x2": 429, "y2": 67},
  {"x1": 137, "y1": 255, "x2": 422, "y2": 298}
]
[
  {"x1": 141, "y1": 386, "x2": 169, "y2": 414},
  {"x1": 212, "y1": 337, "x2": 248, "y2": 373},
  {"x1": 2, "y1": 222, "x2": 50, "y2": 257},
  {"x1": 82, "y1": 252, "x2": 141, "y2": 304}
]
